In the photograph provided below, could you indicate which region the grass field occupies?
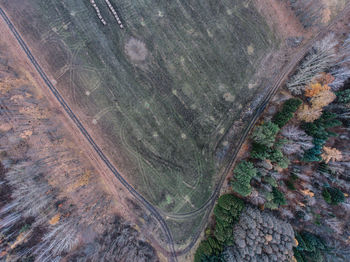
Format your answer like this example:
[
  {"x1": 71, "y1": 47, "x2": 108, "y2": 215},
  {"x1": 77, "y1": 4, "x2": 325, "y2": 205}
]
[{"x1": 1, "y1": 0, "x2": 278, "y2": 241}]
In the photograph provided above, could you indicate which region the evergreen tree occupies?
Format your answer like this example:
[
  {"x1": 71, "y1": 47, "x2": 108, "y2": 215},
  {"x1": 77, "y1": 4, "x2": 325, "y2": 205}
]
[
  {"x1": 194, "y1": 240, "x2": 213, "y2": 262},
  {"x1": 322, "y1": 186, "x2": 345, "y2": 205},
  {"x1": 272, "y1": 187, "x2": 287, "y2": 206},
  {"x1": 232, "y1": 161, "x2": 257, "y2": 197},
  {"x1": 251, "y1": 121, "x2": 280, "y2": 147},
  {"x1": 336, "y1": 89, "x2": 350, "y2": 103},
  {"x1": 294, "y1": 231, "x2": 327, "y2": 262},
  {"x1": 269, "y1": 149, "x2": 290, "y2": 168},
  {"x1": 273, "y1": 98, "x2": 302, "y2": 127},
  {"x1": 250, "y1": 143, "x2": 270, "y2": 160}
]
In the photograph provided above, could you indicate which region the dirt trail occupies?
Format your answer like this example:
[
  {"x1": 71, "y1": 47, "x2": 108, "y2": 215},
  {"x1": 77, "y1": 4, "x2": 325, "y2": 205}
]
[{"x1": 0, "y1": 8, "x2": 169, "y2": 262}]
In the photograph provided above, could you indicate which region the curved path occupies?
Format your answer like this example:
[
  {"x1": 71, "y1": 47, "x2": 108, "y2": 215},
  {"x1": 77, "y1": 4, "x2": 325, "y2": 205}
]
[
  {"x1": 0, "y1": 7, "x2": 178, "y2": 262},
  {"x1": 171, "y1": 4, "x2": 350, "y2": 256},
  {"x1": 164, "y1": 4, "x2": 350, "y2": 221},
  {"x1": 2, "y1": 4, "x2": 349, "y2": 260}
]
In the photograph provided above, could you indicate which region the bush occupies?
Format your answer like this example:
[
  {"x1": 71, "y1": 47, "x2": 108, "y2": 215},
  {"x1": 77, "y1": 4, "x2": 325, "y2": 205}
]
[
  {"x1": 273, "y1": 98, "x2": 302, "y2": 127},
  {"x1": 251, "y1": 121, "x2": 280, "y2": 147},
  {"x1": 232, "y1": 161, "x2": 257, "y2": 197}
]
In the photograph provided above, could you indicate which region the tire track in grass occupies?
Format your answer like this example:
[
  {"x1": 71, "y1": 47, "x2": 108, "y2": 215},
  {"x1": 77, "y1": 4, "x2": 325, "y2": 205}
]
[
  {"x1": 0, "y1": 7, "x2": 177, "y2": 262},
  {"x1": 170, "y1": 5, "x2": 350, "y2": 256}
]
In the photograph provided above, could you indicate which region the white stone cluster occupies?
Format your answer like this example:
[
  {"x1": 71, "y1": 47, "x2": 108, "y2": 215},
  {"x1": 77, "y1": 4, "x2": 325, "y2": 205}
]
[
  {"x1": 104, "y1": 0, "x2": 124, "y2": 29},
  {"x1": 90, "y1": 0, "x2": 107, "y2": 25}
]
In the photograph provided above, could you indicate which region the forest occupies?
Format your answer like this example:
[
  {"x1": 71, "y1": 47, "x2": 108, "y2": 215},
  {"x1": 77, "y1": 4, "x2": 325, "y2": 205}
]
[{"x1": 194, "y1": 25, "x2": 350, "y2": 262}]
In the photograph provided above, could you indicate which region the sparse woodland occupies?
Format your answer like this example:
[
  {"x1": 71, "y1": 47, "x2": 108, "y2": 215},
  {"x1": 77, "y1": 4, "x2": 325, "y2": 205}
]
[{"x1": 195, "y1": 30, "x2": 350, "y2": 262}]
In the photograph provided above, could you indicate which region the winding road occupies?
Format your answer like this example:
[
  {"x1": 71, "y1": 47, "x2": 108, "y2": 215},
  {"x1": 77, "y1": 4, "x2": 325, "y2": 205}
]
[
  {"x1": 170, "y1": 3, "x2": 350, "y2": 256},
  {"x1": 0, "y1": 7, "x2": 179, "y2": 262},
  {"x1": 1, "y1": 4, "x2": 349, "y2": 261}
]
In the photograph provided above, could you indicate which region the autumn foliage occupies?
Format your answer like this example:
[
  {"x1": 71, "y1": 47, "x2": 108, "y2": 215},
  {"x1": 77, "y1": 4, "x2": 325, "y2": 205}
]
[
  {"x1": 304, "y1": 82, "x2": 330, "y2": 97},
  {"x1": 321, "y1": 147, "x2": 342, "y2": 163},
  {"x1": 297, "y1": 104, "x2": 323, "y2": 122},
  {"x1": 310, "y1": 90, "x2": 336, "y2": 109},
  {"x1": 297, "y1": 73, "x2": 336, "y2": 122}
]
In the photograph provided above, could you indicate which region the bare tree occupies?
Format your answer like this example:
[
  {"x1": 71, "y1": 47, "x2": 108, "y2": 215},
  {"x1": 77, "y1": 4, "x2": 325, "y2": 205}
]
[
  {"x1": 330, "y1": 67, "x2": 350, "y2": 91},
  {"x1": 289, "y1": 0, "x2": 325, "y2": 28},
  {"x1": 281, "y1": 125, "x2": 313, "y2": 155},
  {"x1": 287, "y1": 34, "x2": 338, "y2": 95},
  {"x1": 33, "y1": 219, "x2": 79, "y2": 262}
]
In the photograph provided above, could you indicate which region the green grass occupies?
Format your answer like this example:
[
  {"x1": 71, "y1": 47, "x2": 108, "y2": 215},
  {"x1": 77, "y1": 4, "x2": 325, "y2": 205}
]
[{"x1": 2, "y1": 0, "x2": 278, "y2": 243}]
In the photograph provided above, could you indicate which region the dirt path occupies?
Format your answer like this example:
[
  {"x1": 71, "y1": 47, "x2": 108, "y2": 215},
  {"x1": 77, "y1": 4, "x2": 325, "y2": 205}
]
[
  {"x1": 168, "y1": 3, "x2": 350, "y2": 257},
  {"x1": 0, "y1": 7, "x2": 173, "y2": 262},
  {"x1": 1, "y1": 2, "x2": 349, "y2": 260}
]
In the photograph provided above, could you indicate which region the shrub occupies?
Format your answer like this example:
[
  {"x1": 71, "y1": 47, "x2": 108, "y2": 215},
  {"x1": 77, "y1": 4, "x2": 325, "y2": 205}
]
[{"x1": 251, "y1": 121, "x2": 280, "y2": 147}]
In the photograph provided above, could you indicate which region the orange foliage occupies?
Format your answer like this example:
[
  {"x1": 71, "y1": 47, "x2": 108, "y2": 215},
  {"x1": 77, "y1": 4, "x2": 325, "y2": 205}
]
[
  {"x1": 305, "y1": 82, "x2": 330, "y2": 97},
  {"x1": 10, "y1": 232, "x2": 26, "y2": 250},
  {"x1": 300, "y1": 189, "x2": 314, "y2": 197},
  {"x1": 49, "y1": 213, "x2": 61, "y2": 225},
  {"x1": 305, "y1": 73, "x2": 334, "y2": 97}
]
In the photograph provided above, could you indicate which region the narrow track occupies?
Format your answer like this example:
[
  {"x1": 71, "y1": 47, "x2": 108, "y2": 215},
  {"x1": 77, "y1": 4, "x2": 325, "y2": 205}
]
[
  {"x1": 171, "y1": 4, "x2": 350, "y2": 256},
  {"x1": 2, "y1": 3, "x2": 349, "y2": 259},
  {"x1": 164, "y1": 4, "x2": 350, "y2": 220},
  {"x1": 0, "y1": 7, "x2": 177, "y2": 262}
]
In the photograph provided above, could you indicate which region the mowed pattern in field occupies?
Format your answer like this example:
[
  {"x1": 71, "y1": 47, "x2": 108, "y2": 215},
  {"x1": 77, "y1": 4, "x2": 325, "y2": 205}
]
[{"x1": 1, "y1": 0, "x2": 277, "y2": 214}]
